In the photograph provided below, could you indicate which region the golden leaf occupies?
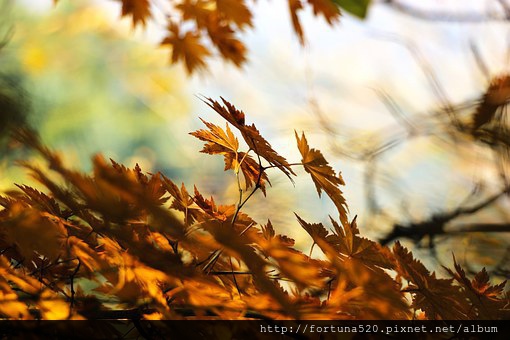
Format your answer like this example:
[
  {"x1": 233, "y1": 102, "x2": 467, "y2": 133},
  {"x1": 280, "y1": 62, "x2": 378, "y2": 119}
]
[{"x1": 295, "y1": 131, "x2": 348, "y2": 225}]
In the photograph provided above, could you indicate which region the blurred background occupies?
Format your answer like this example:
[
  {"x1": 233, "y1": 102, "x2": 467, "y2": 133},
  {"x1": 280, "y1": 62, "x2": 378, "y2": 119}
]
[{"x1": 1, "y1": 0, "x2": 510, "y2": 278}]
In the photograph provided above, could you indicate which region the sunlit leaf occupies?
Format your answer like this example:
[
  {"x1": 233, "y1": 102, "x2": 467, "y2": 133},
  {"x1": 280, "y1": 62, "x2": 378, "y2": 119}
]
[
  {"x1": 296, "y1": 131, "x2": 348, "y2": 224},
  {"x1": 161, "y1": 25, "x2": 211, "y2": 74},
  {"x1": 118, "y1": 0, "x2": 151, "y2": 27}
]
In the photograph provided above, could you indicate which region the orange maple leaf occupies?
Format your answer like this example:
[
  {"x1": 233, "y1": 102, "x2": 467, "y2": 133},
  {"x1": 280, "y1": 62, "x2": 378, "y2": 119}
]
[
  {"x1": 118, "y1": 0, "x2": 151, "y2": 27},
  {"x1": 207, "y1": 23, "x2": 247, "y2": 66},
  {"x1": 444, "y1": 255, "x2": 508, "y2": 319},
  {"x1": 328, "y1": 216, "x2": 394, "y2": 269},
  {"x1": 472, "y1": 75, "x2": 510, "y2": 131},
  {"x1": 307, "y1": 0, "x2": 341, "y2": 24},
  {"x1": 216, "y1": 0, "x2": 253, "y2": 29},
  {"x1": 295, "y1": 131, "x2": 348, "y2": 225},
  {"x1": 288, "y1": 0, "x2": 305, "y2": 45},
  {"x1": 161, "y1": 25, "x2": 211, "y2": 74},
  {"x1": 190, "y1": 119, "x2": 270, "y2": 194},
  {"x1": 203, "y1": 97, "x2": 295, "y2": 181},
  {"x1": 161, "y1": 177, "x2": 199, "y2": 226},
  {"x1": 393, "y1": 242, "x2": 469, "y2": 320}
]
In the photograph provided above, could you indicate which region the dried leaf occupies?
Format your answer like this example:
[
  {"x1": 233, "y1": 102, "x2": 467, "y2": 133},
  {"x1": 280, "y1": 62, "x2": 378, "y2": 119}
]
[
  {"x1": 162, "y1": 176, "x2": 199, "y2": 225},
  {"x1": 207, "y1": 24, "x2": 247, "y2": 66},
  {"x1": 190, "y1": 119, "x2": 271, "y2": 193},
  {"x1": 288, "y1": 0, "x2": 305, "y2": 44},
  {"x1": 472, "y1": 75, "x2": 510, "y2": 131},
  {"x1": 216, "y1": 0, "x2": 253, "y2": 29},
  {"x1": 161, "y1": 25, "x2": 211, "y2": 74},
  {"x1": 118, "y1": 0, "x2": 151, "y2": 27},
  {"x1": 191, "y1": 119, "x2": 239, "y2": 155},
  {"x1": 203, "y1": 97, "x2": 295, "y2": 180},
  {"x1": 444, "y1": 255, "x2": 508, "y2": 319},
  {"x1": 328, "y1": 216, "x2": 394, "y2": 269},
  {"x1": 307, "y1": 0, "x2": 342, "y2": 24},
  {"x1": 393, "y1": 242, "x2": 469, "y2": 320},
  {"x1": 295, "y1": 131, "x2": 348, "y2": 224}
]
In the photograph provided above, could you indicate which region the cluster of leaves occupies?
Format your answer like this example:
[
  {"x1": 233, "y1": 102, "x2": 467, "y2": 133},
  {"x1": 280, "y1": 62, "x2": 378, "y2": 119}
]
[
  {"x1": 0, "y1": 98, "x2": 508, "y2": 320},
  {"x1": 53, "y1": 0, "x2": 370, "y2": 74}
]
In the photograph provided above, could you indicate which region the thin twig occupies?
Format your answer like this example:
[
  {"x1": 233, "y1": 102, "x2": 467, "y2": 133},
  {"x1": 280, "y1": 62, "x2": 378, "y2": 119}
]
[{"x1": 69, "y1": 259, "x2": 81, "y2": 310}]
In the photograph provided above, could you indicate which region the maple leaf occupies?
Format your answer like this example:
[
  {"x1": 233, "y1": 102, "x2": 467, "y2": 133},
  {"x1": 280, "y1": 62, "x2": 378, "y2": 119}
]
[
  {"x1": 208, "y1": 225, "x2": 298, "y2": 317},
  {"x1": 203, "y1": 97, "x2": 295, "y2": 180},
  {"x1": 392, "y1": 242, "x2": 469, "y2": 320},
  {"x1": 261, "y1": 219, "x2": 275, "y2": 240},
  {"x1": 295, "y1": 213, "x2": 330, "y2": 242},
  {"x1": 216, "y1": 0, "x2": 253, "y2": 29},
  {"x1": 193, "y1": 185, "x2": 227, "y2": 221},
  {"x1": 307, "y1": 0, "x2": 341, "y2": 24},
  {"x1": 327, "y1": 216, "x2": 394, "y2": 269},
  {"x1": 110, "y1": 160, "x2": 168, "y2": 205},
  {"x1": 12, "y1": 184, "x2": 63, "y2": 217},
  {"x1": 226, "y1": 152, "x2": 270, "y2": 195},
  {"x1": 295, "y1": 216, "x2": 408, "y2": 318},
  {"x1": 1, "y1": 205, "x2": 68, "y2": 261},
  {"x1": 67, "y1": 236, "x2": 100, "y2": 275},
  {"x1": 296, "y1": 214, "x2": 392, "y2": 271},
  {"x1": 288, "y1": 0, "x2": 305, "y2": 45},
  {"x1": 118, "y1": 0, "x2": 151, "y2": 27},
  {"x1": 190, "y1": 119, "x2": 239, "y2": 155},
  {"x1": 471, "y1": 268, "x2": 506, "y2": 298},
  {"x1": 161, "y1": 25, "x2": 211, "y2": 74},
  {"x1": 176, "y1": 0, "x2": 213, "y2": 29},
  {"x1": 207, "y1": 23, "x2": 247, "y2": 66},
  {"x1": 443, "y1": 255, "x2": 508, "y2": 319},
  {"x1": 472, "y1": 75, "x2": 510, "y2": 131},
  {"x1": 295, "y1": 131, "x2": 348, "y2": 225},
  {"x1": 260, "y1": 220, "x2": 295, "y2": 247},
  {"x1": 190, "y1": 119, "x2": 270, "y2": 193},
  {"x1": 257, "y1": 236, "x2": 325, "y2": 291},
  {"x1": 161, "y1": 176, "x2": 199, "y2": 226}
]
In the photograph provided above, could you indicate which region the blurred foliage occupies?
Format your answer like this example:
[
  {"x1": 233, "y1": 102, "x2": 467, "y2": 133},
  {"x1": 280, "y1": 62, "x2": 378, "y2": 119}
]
[
  {"x1": 332, "y1": 0, "x2": 371, "y2": 18},
  {"x1": 0, "y1": 101, "x2": 507, "y2": 320},
  {"x1": 105, "y1": 0, "x2": 345, "y2": 72},
  {"x1": 0, "y1": 0, "x2": 192, "y2": 189},
  {"x1": 0, "y1": 0, "x2": 509, "y2": 322}
]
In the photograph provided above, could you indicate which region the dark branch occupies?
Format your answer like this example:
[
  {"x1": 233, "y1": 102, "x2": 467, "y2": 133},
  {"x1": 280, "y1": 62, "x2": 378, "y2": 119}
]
[{"x1": 379, "y1": 187, "x2": 510, "y2": 245}]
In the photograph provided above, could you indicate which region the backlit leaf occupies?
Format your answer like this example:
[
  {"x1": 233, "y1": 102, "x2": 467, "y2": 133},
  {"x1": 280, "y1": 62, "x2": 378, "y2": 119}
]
[
  {"x1": 308, "y1": 0, "x2": 342, "y2": 23},
  {"x1": 296, "y1": 131, "x2": 348, "y2": 225},
  {"x1": 118, "y1": 0, "x2": 151, "y2": 27},
  {"x1": 161, "y1": 25, "x2": 211, "y2": 74},
  {"x1": 203, "y1": 97, "x2": 295, "y2": 180},
  {"x1": 216, "y1": 0, "x2": 253, "y2": 29}
]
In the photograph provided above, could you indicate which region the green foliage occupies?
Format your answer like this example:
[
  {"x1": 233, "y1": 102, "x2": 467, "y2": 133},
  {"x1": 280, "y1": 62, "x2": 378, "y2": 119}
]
[{"x1": 332, "y1": 0, "x2": 371, "y2": 18}]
